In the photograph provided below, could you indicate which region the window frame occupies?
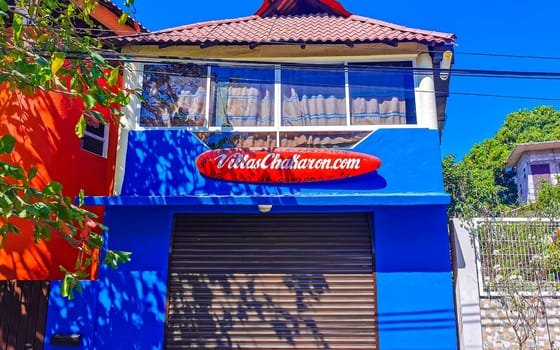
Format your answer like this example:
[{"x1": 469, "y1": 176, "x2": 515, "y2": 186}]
[
  {"x1": 135, "y1": 58, "x2": 419, "y2": 147},
  {"x1": 80, "y1": 123, "x2": 109, "y2": 158}
]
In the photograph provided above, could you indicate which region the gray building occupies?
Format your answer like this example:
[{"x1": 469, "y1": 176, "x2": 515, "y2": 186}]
[{"x1": 506, "y1": 141, "x2": 560, "y2": 204}]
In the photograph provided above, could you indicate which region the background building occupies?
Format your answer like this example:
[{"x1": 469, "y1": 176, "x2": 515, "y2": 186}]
[{"x1": 506, "y1": 141, "x2": 560, "y2": 204}]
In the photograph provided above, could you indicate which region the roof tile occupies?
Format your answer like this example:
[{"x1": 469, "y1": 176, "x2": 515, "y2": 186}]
[{"x1": 114, "y1": 14, "x2": 456, "y2": 47}]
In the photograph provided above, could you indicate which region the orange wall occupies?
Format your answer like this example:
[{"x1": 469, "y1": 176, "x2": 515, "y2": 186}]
[{"x1": 0, "y1": 84, "x2": 118, "y2": 280}]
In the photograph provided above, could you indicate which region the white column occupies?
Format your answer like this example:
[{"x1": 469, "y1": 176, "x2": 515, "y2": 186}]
[
  {"x1": 114, "y1": 62, "x2": 142, "y2": 195},
  {"x1": 414, "y1": 54, "x2": 438, "y2": 130},
  {"x1": 451, "y1": 219, "x2": 484, "y2": 350}
]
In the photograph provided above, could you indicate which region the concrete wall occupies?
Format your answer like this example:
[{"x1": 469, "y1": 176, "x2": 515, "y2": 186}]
[{"x1": 480, "y1": 298, "x2": 560, "y2": 350}]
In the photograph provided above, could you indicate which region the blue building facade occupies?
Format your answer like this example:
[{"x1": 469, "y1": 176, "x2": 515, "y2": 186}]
[{"x1": 44, "y1": 1, "x2": 458, "y2": 348}]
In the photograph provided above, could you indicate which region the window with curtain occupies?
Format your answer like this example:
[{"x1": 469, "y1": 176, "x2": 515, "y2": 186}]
[
  {"x1": 211, "y1": 65, "x2": 275, "y2": 128},
  {"x1": 348, "y1": 62, "x2": 415, "y2": 125},
  {"x1": 281, "y1": 67, "x2": 347, "y2": 127},
  {"x1": 139, "y1": 61, "x2": 417, "y2": 149}
]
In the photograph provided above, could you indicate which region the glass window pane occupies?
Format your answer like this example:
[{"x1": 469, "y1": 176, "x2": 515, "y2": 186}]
[
  {"x1": 348, "y1": 62, "x2": 415, "y2": 125},
  {"x1": 85, "y1": 123, "x2": 105, "y2": 138},
  {"x1": 280, "y1": 131, "x2": 370, "y2": 149},
  {"x1": 199, "y1": 132, "x2": 276, "y2": 149},
  {"x1": 211, "y1": 65, "x2": 275, "y2": 128},
  {"x1": 281, "y1": 67, "x2": 346, "y2": 127},
  {"x1": 81, "y1": 136, "x2": 104, "y2": 156},
  {"x1": 140, "y1": 63, "x2": 208, "y2": 127}
]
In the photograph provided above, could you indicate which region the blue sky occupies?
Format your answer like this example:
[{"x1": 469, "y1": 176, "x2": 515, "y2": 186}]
[{"x1": 117, "y1": 0, "x2": 560, "y2": 159}]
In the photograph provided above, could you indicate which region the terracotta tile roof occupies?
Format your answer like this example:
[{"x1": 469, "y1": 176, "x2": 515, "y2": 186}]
[
  {"x1": 113, "y1": 14, "x2": 456, "y2": 47},
  {"x1": 98, "y1": 0, "x2": 149, "y2": 33}
]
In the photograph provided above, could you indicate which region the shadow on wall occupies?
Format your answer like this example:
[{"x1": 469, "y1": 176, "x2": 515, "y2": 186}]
[
  {"x1": 122, "y1": 129, "x2": 387, "y2": 198},
  {"x1": 0, "y1": 86, "x2": 104, "y2": 280},
  {"x1": 166, "y1": 273, "x2": 379, "y2": 349},
  {"x1": 46, "y1": 271, "x2": 168, "y2": 349},
  {"x1": 167, "y1": 273, "x2": 331, "y2": 348}
]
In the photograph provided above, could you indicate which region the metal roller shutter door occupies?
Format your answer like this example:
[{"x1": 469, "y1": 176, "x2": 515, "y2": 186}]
[{"x1": 166, "y1": 213, "x2": 377, "y2": 349}]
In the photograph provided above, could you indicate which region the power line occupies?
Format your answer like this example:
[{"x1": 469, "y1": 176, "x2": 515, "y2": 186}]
[
  {"x1": 115, "y1": 65, "x2": 560, "y2": 103},
  {"x1": 455, "y1": 51, "x2": 560, "y2": 61},
  {"x1": 97, "y1": 51, "x2": 560, "y2": 80}
]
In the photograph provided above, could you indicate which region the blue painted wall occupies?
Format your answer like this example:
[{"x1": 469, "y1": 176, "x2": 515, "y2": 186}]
[
  {"x1": 119, "y1": 128, "x2": 446, "y2": 197},
  {"x1": 375, "y1": 205, "x2": 457, "y2": 350},
  {"x1": 45, "y1": 128, "x2": 457, "y2": 349}
]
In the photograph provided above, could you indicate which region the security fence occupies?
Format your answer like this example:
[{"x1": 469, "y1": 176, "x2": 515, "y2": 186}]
[{"x1": 474, "y1": 218, "x2": 560, "y2": 296}]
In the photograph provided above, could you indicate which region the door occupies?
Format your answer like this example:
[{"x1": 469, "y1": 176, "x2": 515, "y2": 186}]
[{"x1": 0, "y1": 281, "x2": 49, "y2": 350}]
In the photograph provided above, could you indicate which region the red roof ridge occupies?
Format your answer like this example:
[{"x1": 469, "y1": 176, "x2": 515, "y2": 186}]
[{"x1": 255, "y1": 0, "x2": 351, "y2": 17}]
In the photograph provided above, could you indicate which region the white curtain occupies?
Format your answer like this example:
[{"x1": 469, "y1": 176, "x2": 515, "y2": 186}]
[
  {"x1": 223, "y1": 85, "x2": 274, "y2": 127},
  {"x1": 351, "y1": 96, "x2": 406, "y2": 125},
  {"x1": 282, "y1": 88, "x2": 346, "y2": 127}
]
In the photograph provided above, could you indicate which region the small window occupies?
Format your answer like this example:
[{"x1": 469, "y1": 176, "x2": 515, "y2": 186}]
[
  {"x1": 81, "y1": 123, "x2": 108, "y2": 157},
  {"x1": 531, "y1": 163, "x2": 551, "y2": 180},
  {"x1": 140, "y1": 63, "x2": 208, "y2": 127},
  {"x1": 531, "y1": 163, "x2": 551, "y2": 193}
]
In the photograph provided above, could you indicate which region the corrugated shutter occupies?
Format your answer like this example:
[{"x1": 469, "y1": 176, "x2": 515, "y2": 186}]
[{"x1": 166, "y1": 213, "x2": 377, "y2": 349}]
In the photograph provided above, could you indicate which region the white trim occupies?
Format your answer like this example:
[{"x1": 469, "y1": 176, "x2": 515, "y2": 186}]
[
  {"x1": 274, "y1": 64, "x2": 282, "y2": 147},
  {"x1": 450, "y1": 219, "x2": 484, "y2": 350},
  {"x1": 204, "y1": 66, "x2": 212, "y2": 128},
  {"x1": 81, "y1": 124, "x2": 109, "y2": 158},
  {"x1": 344, "y1": 63, "x2": 351, "y2": 126},
  {"x1": 135, "y1": 124, "x2": 423, "y2": 133},
  {"x1": 414, "y1": 54, "x2": 438, "y2": 130},
  {"x1": 114, "y1": 62, "x2": 143, "y2": 195}
]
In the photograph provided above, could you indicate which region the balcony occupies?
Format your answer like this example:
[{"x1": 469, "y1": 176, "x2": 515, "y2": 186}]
[{"x1": 138, "y1": 61, "x2": 417, "y2": 149}]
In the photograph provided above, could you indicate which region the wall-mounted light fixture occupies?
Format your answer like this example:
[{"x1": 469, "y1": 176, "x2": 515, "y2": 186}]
[
  {"x1": 440, "y1": 50, "x2": 453, "y2": 80},
  {"x1": 258, "y1": 204, "x2": 272, "y2": 213}
]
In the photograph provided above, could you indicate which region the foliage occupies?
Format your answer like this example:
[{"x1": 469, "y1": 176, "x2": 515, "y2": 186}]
[
  {"x1": 0, "y1": 135, "x2": 131, "y2": 298},
  {"x1": 477, "y1": 221, "x2": 560, "y2": 293},
  {"x1": 0, "y1": 0, "x2": 136, "y2": 298},
  {"x1": 0, "y1": 0, "x2": 137, "y2": 133},
  {"x1": 533, "y1": 179, "x2": 560, "y2": 219},
  {"x1": 443, "y1": 106, "x2": 560, "y2": 218}
]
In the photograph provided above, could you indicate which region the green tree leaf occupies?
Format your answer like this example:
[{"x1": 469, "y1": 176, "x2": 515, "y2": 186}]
[
  {"x1": 12, "y1": 13, "x2": 23, "y2": 42},
  {"x1": 107, "y1": 67, "x2": 120, "y2": 87},
  {"x1": 51, "y1": 52, "x2": 66, "y2": 75},
  {"x1": 0, "y1": 134, "x2": 16, "y2": 154},
  {"x1": 0, "y1": 0, "x2": 137, "y2": 299},
  {"x1": 75, "y1": 114, "x2": 87, "y2": 138},
  {"x1": 118, "y1": 13, "x2": 129, "y2": 26}
]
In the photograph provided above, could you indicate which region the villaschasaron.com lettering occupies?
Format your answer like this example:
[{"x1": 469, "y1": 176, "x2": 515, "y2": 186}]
[
  {"x1": 214, "y1": 152, "x2": 362, "y2": 171},
  {"x1": 214, "y1": 153, "x2": 361, "y2": 170}
]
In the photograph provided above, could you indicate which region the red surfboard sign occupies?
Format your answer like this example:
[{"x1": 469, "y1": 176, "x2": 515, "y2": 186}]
[{"x1": 196, "y1": 148, "x2": 381, "y2": 183}]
